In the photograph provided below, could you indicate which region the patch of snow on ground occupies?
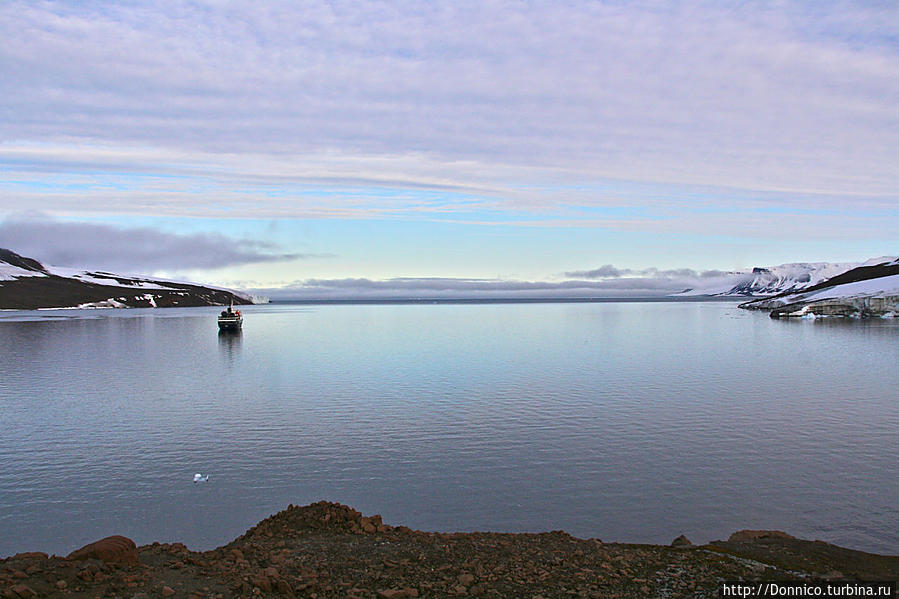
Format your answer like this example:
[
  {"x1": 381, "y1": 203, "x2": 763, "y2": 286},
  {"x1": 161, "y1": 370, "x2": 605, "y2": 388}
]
[
  {"x1": 802, "y1": 274, "x2": 899, "y2": 301},
  {"x1": 74, "y1": 299, "x2": 129, "y2": 309},
  {"x1": 48, "y1": 267, "x2": 175, "y2": 290},
  {"x1": 860, "y1": 256, "x2": 899, "y2": 267},
  {"x1": 0, "y1": 263, "x2": 47, "y2": 281}
]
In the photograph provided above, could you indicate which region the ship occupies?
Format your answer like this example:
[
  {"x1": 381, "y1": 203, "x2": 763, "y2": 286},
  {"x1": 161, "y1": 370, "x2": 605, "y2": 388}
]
[{"x1": 217, "y1": 302, "x2": 243, "y2": 331}]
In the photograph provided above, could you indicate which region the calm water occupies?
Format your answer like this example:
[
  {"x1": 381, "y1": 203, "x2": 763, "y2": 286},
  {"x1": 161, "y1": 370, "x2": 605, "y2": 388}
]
[{"x1": 1, "y1": 301, "x2": 897, "y2": 558}]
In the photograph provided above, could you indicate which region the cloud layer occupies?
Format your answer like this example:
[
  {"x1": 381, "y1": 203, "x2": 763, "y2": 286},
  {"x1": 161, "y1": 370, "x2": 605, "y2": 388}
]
[
  {"x1": 2, "y1": 1, "x2": 897, "y2": 201},
  {"x1": 0, "y1": 218, "x2": 300, "y2": 273},
  {"x1": 250, "y1": 271, "x2": 732, "y2": 300},
  {"x1": 565, "y1": 265, "x2": 728, "y2": 280},
  {"x1": 1, "y1": 1, "x2": 896, "y2": 282}
]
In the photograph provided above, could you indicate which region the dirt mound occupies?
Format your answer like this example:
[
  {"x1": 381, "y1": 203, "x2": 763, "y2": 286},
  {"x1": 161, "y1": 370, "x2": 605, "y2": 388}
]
[{"x1": 67, "y1": 536, "x2": 139, "y2": 565}]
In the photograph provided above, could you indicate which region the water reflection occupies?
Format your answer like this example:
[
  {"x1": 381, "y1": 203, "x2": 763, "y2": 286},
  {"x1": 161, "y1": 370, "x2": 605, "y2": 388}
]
[{"x1": 218, "y1": 329, "x2": 242, "y2": 361}]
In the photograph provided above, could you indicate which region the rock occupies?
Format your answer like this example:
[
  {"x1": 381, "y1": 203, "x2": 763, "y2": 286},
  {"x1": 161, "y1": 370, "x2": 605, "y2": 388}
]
[
  {"x1": 251, "y1": 573, "x2": 272, "y2": 592},
  {"x1": 161, "y1": 586, "x2": 176, "y2": 597},
  {"x1": 132, "y1": 593, "x2": 150, "y2": 599},
  {"x1": 275, "y1": 579, "x2": 293, "y2": 595},
  {"x1": 458, "y1": 573, "x2": 475, "y2": 586},
  {"x1": 378, "y1": 590, "x2": 417, "y2": 599},
  {"x1": 670, "y1": 534, "x2": 692, "y2": 547},
  {"x1": 727, "y1": 530, "x2": 795, "y2": 542},
  {"x1": 67, "y1": 535, "x2": 139, "y2": 565},
  {"x1": 11, "y1": 553, "x2": 47, "y2": 561},
  {"x1": 55, "y1": 580, "x2": 68, "y2": 589},
  {"x1": 10, "y1": 585, "x2": 36, "y2": 599}
]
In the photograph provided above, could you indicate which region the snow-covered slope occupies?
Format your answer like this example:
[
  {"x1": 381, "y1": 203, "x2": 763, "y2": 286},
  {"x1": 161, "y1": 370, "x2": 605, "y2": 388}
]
[
  {"x1": 0, "y1": 263, "x2": 44, "y2": 281},
  {"x1": 0, "y1": 248, "x2": 254, "y2": 310},
  {"x1": 739, "y1": 257, "x2": 899, "y2": 317},
  {"x1": 676, "y1": 262, "x2": 861, "y2": 297}
]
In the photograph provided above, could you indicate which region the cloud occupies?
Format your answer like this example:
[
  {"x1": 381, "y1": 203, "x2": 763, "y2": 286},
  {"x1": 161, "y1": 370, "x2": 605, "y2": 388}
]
[
  {"x1": 564, "y1": 264, "x2": 631, "y2": 279},
  {"x1": 0, "y1": 217, "x2": 304, "y2": 273},
  {"x1": 564, "y1": 265, "x2": 721, "y2": 280},
  {"x1": 248, "y1": 267, "x2": 744, "y2": 300},
  {"x1": 1, "y1": 0, "x2": 897, "y2": 203},
  {"x1": 0, "y1": 0, "x2": 896, "y2": 273}
]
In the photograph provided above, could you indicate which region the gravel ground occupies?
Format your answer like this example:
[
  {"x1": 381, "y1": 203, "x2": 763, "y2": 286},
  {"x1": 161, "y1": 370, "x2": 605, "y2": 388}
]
[{"x1": 3, "y1": 502, "x2": 897, "y2": 599}]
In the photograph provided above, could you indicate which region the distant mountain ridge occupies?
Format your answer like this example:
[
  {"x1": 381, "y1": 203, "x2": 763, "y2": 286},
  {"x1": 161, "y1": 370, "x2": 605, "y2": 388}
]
[
  {"x1": 0, "y1": 248, "x2": 253, "y2": 310},
  {"x1": 675, "y1": 261, "x2": 863, "y2": 297}
]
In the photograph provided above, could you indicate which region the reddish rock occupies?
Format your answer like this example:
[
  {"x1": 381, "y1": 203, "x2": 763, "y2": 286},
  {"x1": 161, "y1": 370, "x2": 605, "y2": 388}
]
[
  {"x1": 67, "y1": 535, "x2": 139, "y2": 565},
  {"x1": 727, "y1": 530, "x2": 795, "y2": 542},
  {"x1": 251, "y1": 573, "x2": 272, "y2": 592},
  {"x1": 377, "y1": 591, "x2": 409, "y2": 599},
  {"x1": 10, "y1": 585, "x2": 36, "y2": 599},
  {"x1": 671, "y1": 534, "x2": 692, "y2": 547},
  {"x1": 161, "y1": 586, "x2": 176, "y2": 597},
  {"x1": 11, "y1": 553, "x2": 47, "y2": 561}
]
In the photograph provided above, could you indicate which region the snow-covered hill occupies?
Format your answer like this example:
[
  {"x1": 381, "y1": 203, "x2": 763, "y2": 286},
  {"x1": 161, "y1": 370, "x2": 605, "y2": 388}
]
[
  {"x1": 675, "y1": 261, "x2": 863, "y2": 297},
  {"x1": 0, "y1": 248, "x2": 254, "y2": 310},
  {"x1": 739, "y1": 257, "x2": 899, "y2": 318}
]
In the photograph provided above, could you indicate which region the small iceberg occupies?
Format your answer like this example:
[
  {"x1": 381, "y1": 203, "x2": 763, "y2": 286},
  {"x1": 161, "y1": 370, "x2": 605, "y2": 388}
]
[{"x1": 193, "y1": 473, "x2": 209, "y2": 483}]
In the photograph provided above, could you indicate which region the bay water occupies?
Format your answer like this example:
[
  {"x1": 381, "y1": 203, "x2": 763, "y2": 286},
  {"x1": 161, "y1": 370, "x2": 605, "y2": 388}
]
[{"x1": 1, "y1": 301, "x2": 897, "y2": 558}]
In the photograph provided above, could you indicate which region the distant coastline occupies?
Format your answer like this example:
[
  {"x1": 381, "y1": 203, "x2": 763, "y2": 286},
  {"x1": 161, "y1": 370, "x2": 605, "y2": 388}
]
[{"x1": 268, "y1": 296, "x2": 744, "y2": 305}]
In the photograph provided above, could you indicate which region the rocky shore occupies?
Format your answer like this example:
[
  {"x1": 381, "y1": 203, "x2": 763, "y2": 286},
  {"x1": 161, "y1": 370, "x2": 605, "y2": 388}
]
[{"x1": 3, "y1": 502, "x2": 897, "y2": 599}]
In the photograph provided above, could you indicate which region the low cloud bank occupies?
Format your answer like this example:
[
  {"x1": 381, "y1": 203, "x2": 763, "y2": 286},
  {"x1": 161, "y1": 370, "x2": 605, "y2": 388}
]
[
  {"x1": 564, "y1": 264, "x2": 730, "y2": 280},
  {"x1": 0, "y1": 217, "x2": 300, "y2": 273},
  {"x1": 250, "y1": 269, "x2": 743, "y2": 301}
]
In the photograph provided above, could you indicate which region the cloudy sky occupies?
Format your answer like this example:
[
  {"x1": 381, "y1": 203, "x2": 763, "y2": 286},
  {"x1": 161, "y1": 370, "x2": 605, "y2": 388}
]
[{"x1": 1, "y1": 1, "x2": 896, "y2": 298}]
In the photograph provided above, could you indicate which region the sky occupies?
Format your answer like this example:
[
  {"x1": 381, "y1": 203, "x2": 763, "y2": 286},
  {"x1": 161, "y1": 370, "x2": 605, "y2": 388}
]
[{"x1": 1, "y1": 0, "x2": 897, "y2": 298}]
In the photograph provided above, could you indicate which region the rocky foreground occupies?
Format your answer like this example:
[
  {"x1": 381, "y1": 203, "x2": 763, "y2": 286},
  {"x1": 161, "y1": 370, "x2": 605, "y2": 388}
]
[{"x1": 3, "y1": 502, "x2": 898, "y2": 599}]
